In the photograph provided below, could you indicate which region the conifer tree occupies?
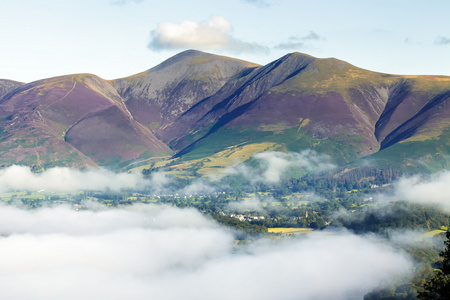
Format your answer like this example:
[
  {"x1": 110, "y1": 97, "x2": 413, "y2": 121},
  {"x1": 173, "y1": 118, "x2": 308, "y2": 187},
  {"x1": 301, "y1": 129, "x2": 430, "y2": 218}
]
[{"x1": 418, "y1": 231, "x2": 450, "y2": 299}]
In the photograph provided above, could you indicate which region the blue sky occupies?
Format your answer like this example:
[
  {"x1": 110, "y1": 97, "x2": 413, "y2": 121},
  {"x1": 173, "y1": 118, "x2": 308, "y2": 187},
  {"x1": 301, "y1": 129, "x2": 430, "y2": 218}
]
[{"x1": 1, "y1": 0, "x2": 449, "y2": 82}]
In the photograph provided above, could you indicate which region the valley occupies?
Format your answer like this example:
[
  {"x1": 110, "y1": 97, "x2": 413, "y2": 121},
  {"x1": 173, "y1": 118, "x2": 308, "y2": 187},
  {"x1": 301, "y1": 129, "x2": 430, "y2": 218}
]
[{"x1": 1, "y1": 50, "x2": 450, "y2": 300}]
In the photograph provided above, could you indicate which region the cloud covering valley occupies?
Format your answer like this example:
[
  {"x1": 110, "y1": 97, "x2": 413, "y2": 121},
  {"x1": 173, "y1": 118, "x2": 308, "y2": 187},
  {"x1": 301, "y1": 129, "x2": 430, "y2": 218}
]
[
  {"x1": 0, "y1": 204, "x2": 412, "y2": 300},
  {"x1": 2, "y1": 152, "x2": 449, "y2": 299}
]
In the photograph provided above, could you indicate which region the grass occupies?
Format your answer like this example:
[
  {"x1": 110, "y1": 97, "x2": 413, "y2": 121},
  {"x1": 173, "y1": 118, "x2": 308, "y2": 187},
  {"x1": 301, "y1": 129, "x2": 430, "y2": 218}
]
[
  {"x1": 0, "y1": 191, "x2": 70, "y2": 201},
  {"x1": 0, "y1": 191, "x2": 45, "y2": 200},
  {"x1": 189, "y1": 57, "x2": 214, "y2": 65},
  {"x1": 268, "y1": 228, "x2": 313, "y2": 234},
  {"x1": 425, "y1": 229, "x2": 446, "y2": 237},
  {"x1": 421, "y1": 227, "x2": 448, "y2": 240},
  {"x1": 407, "y1": 76, "x2": 450, "y2": 93},
  {"x1": 180, "y1": 126, "x2": 362, "y2": 166},
  {"x1": 271, "y1": 56, "x2": 389, "y2": 99},
  {"x1": 151, "y1": 124, "x2": 363, "y2": 178},
  {"x1": 135, "y1": 140, "x2": 279, "y2": 177},
  {"x1": 196, "y1": 142, "x2": 278, "y2": 176},
  {"x1": 361, "y1": 128, "x2": 450, "y2": 173}
]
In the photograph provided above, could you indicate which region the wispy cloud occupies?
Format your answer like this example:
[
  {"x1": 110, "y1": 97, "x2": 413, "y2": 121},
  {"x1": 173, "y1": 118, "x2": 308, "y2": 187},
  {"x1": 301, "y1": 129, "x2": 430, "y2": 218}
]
[
  {"x1": 0, "y1": 165, "x2": 172, "y2": 193},
  {"x1": 223, "y1": 150, "x2": 335, "y2": 184},
  {"x1": 387, "y1": 229, "x2": 439, "y2": 248},
  {"x1": 227, "y1": 197, "x2": 268, "y2": 212},
  {"x1": 274, "y1": 31, "x2": 324, "y2": 50},
  {"x1": 180, "y1": 178, "x2": 216, "y2": 195},
  {"x1": 434, "y1": 36, "x2": 450, "y2": 46},
  {"x1": 0, "y1": 151, "x2": 334, "y2": 195},
  {"x1": 241, "y1": 0, "x2": 272, "y2": 7},
  {"x1": 333, "y1": 171, "x2": 450, "y2": 234},
  {"x1": 110, "y1": 0, "x2": 143, "y2": 5},
  {"x1": 274, "y1": 41, "x2": 306, "y2": 50},
  {"x1": 148, "y1": 16, "x2": 269, "y2": 54},
  {"x1": 391, "y1": 171, "x2": 450, "y2": 209},
  {"x1": 227, "y1": 192, "x2": 323, "y2": 214},
  {"x1": 0, "y1": 204, "x2": 412, "y2": 299},
  {"x1": 302, "y1": 31, "x2": 322, "y2": 41}
]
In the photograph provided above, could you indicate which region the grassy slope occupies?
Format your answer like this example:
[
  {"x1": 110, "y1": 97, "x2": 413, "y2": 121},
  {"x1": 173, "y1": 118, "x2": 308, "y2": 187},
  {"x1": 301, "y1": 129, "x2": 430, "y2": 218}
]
[
  {"x1": 360, "y1": 128, "x2": 450, "y2": 173},
  {"x1": 151, "y1": 126, "x2": 363, "y2": 177},
  {"x1": 184, "y1": 127, "x2": 362, "y2": 163}
]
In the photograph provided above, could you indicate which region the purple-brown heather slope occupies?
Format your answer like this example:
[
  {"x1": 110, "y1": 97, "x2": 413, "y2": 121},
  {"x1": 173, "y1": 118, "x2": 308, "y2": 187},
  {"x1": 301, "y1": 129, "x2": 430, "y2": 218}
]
[{"x1": 0, "y1": 74, "x2": 171, "y2": 169}]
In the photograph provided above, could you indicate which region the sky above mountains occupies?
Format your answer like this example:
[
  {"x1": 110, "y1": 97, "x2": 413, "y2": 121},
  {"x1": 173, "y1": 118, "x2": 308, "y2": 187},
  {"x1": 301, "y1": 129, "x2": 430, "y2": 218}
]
[{"x1": 1, "y1": 0, "x2": 449, "y2": 83}]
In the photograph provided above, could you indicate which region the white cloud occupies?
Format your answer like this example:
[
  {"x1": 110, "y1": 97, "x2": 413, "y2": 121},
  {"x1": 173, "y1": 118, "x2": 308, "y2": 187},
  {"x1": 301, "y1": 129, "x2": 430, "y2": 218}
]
[
  {"x1": 223, "y1": 150, "x2": 336, "y2": 184},
  {"x1": 387, "y1": 229, "x2": 440, "y2": 248},
  {"x1": 0, "y1": 152, "x2": 333, "y2": 195},
  {"x1": 0, "y1": 165, "x2": 172, "y2": 193},
  {"x1": 149, "y1": 16, "x2": 269, "y2": 54},
  {"x1": 332, "y1": 171, "x2": 450, "y2": 232},
  {"x1": 0, "y1": 151, "x2": 334, "y2": 195},
  {"x1": 0, "y1": 204, "x2": 412, "y2": 300},
  {"x1": 227, "y1": 197, "x2": 266, "y2": 212},
  {"x1": 227, "y1": 192, "x2": 322, "y2": 214},
  {"x1": 180, "y1": 178, "x2": 216, "y2": 195},
  {"x1": 254, "y1": 151, "x2": 292, "y2": 183},
  {"x1": 389, "y1": 171, "x2": 450, "y2": 209}
]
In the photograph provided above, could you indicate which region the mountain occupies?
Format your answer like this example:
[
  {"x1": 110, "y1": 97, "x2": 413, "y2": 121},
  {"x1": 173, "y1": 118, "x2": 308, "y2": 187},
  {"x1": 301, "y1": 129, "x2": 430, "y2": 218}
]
[
  {"x1": 113, "y1": 50, "x2": 259, "y2": 132},
  {"x1": 1, "y1": 50, "x2": 450, "y2": 174},
  {"x1": 154, "y1": 52, "x2": 450, "y2": 174},
  {"x1": 0, "y1": 74, "x2": 171, "y2": 169}
]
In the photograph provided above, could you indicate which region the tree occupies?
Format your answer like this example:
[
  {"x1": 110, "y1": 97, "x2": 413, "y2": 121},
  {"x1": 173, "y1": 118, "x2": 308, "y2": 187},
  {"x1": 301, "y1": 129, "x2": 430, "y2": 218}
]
[{"x1": 418, "y1": 231, "x2": 450, "y2": 299}]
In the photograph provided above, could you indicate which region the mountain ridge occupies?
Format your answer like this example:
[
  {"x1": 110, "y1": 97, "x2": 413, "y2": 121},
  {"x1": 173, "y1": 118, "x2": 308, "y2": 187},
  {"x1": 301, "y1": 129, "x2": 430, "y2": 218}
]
[{"x1": 1, "y1": 50, "x2": 450, "y2": 173}]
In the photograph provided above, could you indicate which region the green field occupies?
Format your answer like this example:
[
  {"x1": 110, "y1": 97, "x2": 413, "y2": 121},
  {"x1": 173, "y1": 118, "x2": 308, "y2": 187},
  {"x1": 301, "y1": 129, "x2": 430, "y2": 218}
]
[{"x1": 268, "y1": 228, "x2": 314, "y2": 235}]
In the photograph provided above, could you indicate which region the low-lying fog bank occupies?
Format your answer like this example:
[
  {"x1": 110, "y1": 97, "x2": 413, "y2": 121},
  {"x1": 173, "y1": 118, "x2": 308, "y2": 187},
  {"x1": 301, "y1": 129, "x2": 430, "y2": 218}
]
[{"x1": 0, "y1": 204, "x2": 412, "y2": 300}]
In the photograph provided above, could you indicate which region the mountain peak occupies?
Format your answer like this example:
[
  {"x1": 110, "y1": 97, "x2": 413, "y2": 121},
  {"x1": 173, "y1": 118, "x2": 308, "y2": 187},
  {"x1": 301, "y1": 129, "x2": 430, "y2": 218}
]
[
  {"x1": 287, "y1": 52, "x2": 317, "y2": 59},
  {"x1": 282, "y1": 52, "x2": 356, "y2": 71},
  {"x1": 158, "y1": 49, "x2": 213, "y2": 65},
  {"x1": 150, "y1": 49, "x2": 259, "y2": 73}
]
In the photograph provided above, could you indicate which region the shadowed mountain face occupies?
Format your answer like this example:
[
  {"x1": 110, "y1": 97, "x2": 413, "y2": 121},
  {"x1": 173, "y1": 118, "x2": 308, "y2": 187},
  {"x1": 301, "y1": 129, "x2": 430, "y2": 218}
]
[
  {"x1": 113, "y1": 50, "x2": 260, "y2": 132},
  {"x1": 1, "y1": 50, "x2": 450, "y2": 172},
  {"x1": 158, "y1": 52, "x2": 316, "y2": 148}
]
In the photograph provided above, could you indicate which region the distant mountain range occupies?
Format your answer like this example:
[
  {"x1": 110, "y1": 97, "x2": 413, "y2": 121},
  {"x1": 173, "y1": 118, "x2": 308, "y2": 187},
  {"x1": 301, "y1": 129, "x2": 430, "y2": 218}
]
[{"x1": 1, "y1": 50, "x2": 450, "y2": 174}]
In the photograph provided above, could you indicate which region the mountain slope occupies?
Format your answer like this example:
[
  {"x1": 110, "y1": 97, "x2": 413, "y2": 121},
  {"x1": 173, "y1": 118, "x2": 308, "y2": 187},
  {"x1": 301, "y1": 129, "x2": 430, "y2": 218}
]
[
  {"x1": 113, "y1": 50, "x2": 259, "y2": 132},
  {"x1": 0, "y1": 74, "x2": 171, "y2": 169},
  {"x1": 160, "y1": 53, "x2": 388, "y2": 162},
  {"x1": 158, "y1": 52, "x2": 316, "y2": 148},
  {"x1": 155, "y1": 53, "x2": 450, "y2": 174}
]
